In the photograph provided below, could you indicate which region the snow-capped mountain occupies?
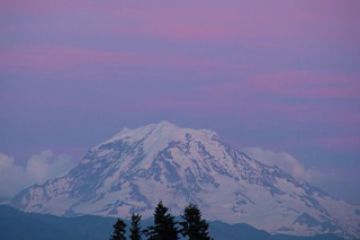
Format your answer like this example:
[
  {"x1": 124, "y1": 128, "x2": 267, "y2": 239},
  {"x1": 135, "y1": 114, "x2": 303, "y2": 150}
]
[{"x1": 11, "y1": 121, "x2": 360, "y2": 238}]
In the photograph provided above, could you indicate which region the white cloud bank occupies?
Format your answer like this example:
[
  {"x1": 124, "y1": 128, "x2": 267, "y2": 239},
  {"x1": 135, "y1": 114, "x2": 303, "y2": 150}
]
[
  {"x1": 242, "y1": 147, "x2": 317, "y2": 181},
  {"x1": 0, "y1": 150, "x2": 76, "y2": 199}
]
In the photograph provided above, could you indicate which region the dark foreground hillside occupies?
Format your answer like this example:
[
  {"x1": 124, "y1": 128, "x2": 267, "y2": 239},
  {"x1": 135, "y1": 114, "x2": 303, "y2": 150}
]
[{"x1": 0, "y1": 205, "x2": 348, "y2": 240}]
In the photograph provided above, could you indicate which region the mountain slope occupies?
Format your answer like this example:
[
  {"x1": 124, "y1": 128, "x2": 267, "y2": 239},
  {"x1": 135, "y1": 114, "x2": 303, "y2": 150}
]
[
  {"x1": 0, "y1": 205, "x2": 348, "y2": 240},
  {"x1": 11, "y1": 121, "x2": 360, "y2": 238}
]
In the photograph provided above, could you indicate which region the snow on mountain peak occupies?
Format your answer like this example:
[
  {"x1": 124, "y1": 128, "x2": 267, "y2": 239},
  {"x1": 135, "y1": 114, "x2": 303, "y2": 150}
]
[
  {"x1": 104, "y1": 121, "x2": 218, "y2": 149},
  {"x1": 96, "y1": 121, "x2": 220, "y2": 170}
]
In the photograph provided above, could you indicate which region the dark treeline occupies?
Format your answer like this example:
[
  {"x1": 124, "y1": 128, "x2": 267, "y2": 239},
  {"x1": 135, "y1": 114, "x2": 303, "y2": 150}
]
[{"x1": 110, "y1": 201, "x2": 213, "y2": 240}]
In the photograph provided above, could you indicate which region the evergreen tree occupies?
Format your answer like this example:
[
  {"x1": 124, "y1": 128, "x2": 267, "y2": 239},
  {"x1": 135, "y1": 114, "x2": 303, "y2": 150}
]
[
  {"x1": 110, "y1": 218, "x2": 127, "y2": 240},
  {"x1": 180, "y1": 204, "x2": 212, "y2": 240},
  {"x1": 130, "y1": 213, "x2": 142, "y2": 240},
  {"x1": 144, "y1": 201, "x2": 179, "y2": 240}
]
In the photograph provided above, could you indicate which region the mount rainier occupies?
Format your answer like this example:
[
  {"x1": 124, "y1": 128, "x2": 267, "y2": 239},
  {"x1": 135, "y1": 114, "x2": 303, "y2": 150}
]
[{"x1": 11, "y1": 121, "x2": 360, "y2": 238}]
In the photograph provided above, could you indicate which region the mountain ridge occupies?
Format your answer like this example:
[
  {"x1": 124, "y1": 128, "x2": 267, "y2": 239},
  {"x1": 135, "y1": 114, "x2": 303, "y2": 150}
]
[{"x1": 0, "y1": 205, "x2": 350, "y2": 240}]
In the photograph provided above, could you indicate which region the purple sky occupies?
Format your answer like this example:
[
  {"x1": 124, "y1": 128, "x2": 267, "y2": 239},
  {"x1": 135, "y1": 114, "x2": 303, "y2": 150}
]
[{"x1": 0, "y1": 0, "x2": 360, "y2": 202}]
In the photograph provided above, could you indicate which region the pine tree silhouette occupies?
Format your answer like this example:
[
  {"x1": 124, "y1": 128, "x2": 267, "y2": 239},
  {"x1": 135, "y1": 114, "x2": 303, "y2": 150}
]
[
  {"x1": 130, "y1": 213, "x2": 142, "y2": 240},
  {"x1": 144, "y1": 201, "x2": 179, "y2": 240},
  {"x1": 110, "y1": 218, "x2": 127, "y2": 240},
  {"x1": 180, "y1": 204, "x2": 212, "y2": 240}
]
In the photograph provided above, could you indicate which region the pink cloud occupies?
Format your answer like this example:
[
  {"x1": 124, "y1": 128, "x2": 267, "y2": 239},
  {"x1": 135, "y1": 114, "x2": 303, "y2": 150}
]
[
  {"x1": 263, "y1": 102, "x2": 360, "y2": 126},
  {"x1": 198, "y1": 72, "x2": 360, "y2": 129},
  {"x1": 2, "y1": 0, "x2": 359, "y2": 46},
  {"x1": 249, "y1": 71, "x2": 360, "y2": 99},
  {"x1": 200, "y1": 70, "x2": 360, "y2": 112},
  {"x1": 0, "y1": 45, "x2": 235, "y2": 76},
  {"x1": 105, "y1": 0, "x2": 360, "y2": 45},
  {"x1": 0, "y1": 46, "x2": 142, "y2": 73}
]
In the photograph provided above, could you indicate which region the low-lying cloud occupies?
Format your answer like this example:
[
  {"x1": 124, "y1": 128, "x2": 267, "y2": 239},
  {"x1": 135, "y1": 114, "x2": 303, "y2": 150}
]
[
  {"x1": 242, "y1": 147, "x2": 317, "y2": 181},
  {"x1": 0, "y1": 150, "x2": 76, "y2": 199}
]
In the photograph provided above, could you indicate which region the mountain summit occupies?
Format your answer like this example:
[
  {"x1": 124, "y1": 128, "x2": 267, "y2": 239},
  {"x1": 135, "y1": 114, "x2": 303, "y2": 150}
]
[{"x1": 11, "y1": 121, "x2": 360, "y2": 238}]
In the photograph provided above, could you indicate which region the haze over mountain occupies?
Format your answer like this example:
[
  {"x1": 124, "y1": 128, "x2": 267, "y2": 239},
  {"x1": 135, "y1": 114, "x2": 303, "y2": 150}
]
[{"x1": 11, "y1": 121, "x2": 360, "y2": 239}]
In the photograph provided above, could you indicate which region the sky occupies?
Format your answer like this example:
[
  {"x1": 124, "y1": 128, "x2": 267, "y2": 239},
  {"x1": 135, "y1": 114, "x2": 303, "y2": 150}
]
[{"x1": 0, "y1": 0, "x2": 359, "y2": 203}]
